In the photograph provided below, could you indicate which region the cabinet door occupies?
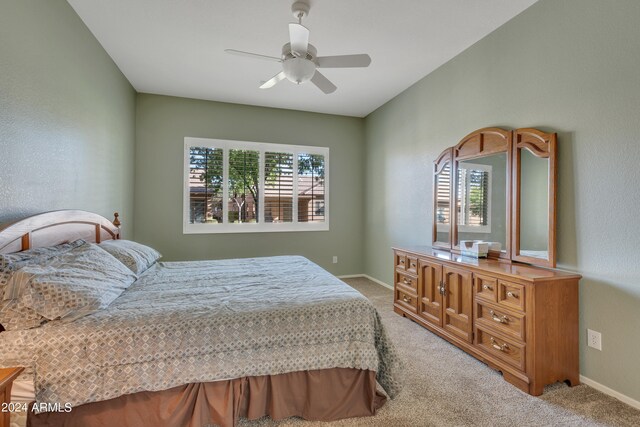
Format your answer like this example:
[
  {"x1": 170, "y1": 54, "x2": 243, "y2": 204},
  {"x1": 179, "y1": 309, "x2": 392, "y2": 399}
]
[
  {"x1": 418, "y1": 259, "x2": 443, "y2": 327},
  {"x1": 442, "y1": 265, "x2": 473, "y2": 342}
]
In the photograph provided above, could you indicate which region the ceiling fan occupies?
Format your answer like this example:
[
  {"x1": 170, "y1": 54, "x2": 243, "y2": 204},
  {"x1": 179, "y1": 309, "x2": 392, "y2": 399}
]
[{"x1": 224, "y1": 0, "x2": 371, "y2": 94}]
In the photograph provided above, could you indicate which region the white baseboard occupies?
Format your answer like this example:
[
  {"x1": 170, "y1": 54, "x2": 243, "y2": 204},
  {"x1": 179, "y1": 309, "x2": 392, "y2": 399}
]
[
  {"x1": 580, "y1": 375, "x2": 640, "y2": 410},
  {"x1": 337, "y1": 274, "x2": 393, "y2": 290}
]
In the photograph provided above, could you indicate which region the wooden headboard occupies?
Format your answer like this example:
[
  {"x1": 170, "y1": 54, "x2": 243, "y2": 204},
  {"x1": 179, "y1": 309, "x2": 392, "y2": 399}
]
[{"x1": 0, "y1": 210, "x2": 121, "y2": 254}]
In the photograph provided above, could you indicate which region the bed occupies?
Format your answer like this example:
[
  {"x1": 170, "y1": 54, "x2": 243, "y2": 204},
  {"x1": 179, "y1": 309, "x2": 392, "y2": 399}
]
[{"x1": 0, "y1": 210, "x2": 401, "y2": 427}]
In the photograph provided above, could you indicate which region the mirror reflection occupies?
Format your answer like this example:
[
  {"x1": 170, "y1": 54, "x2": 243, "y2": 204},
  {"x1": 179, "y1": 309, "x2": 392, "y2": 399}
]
[
  {"x1": 456, "y1": 153, "x2": 507, "y2": 251},
  {"x1": 435, "y1": 162, "x2": 451, "y2": 244},
  {"x1": 519, "y1": 149, "x2": 549, "y2": 259}
]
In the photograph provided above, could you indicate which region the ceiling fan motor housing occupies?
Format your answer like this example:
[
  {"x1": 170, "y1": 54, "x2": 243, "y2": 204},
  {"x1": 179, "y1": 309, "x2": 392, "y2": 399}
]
[{"x1": 291, "y1": 0, "x2": 311, "y2": 19}]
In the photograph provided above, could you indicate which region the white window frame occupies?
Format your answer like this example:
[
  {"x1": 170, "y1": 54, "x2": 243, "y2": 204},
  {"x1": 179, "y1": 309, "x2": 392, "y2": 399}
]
[
  {"x1": 457, "y1": 162, "x2": 492, "y2": 233},
  {"x1": 183, "y1": 137, "x2": 329, "y2": 234}
]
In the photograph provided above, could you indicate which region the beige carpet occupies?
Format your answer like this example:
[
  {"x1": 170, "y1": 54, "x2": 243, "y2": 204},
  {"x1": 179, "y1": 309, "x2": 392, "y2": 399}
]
[{"x1": 238, "y1": 277, "x2": 640, "y2": 427}]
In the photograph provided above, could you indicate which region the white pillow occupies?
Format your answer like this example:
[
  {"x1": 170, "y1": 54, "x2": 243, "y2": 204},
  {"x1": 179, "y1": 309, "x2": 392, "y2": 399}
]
[{"x1": 99, "y1": 240, "x2": 162, "y2": 275}]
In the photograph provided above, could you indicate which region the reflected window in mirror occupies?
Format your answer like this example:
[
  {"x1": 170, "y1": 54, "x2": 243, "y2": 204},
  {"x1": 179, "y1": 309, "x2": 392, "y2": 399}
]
[
  {"x1": 457, "y1": 163, "x2": 491, "y2": 233},
  {"x1": 456, "y1": 153, "x2": 508, "y2": 253}
]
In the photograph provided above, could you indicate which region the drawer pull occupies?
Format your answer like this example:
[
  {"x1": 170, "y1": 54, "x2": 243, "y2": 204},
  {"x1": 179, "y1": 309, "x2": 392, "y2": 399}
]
[
  {"x1": 402, "y1": 296, "x2": 411, "y2": 303},
  {"x1": 403, "y1": 278, "x2": 409, "y2": 284},
  {"x1": 483, "y1": 284, "x2": 493, "y2": 291},
  {"x1": 399, "y1": 259, "x2": 405, "y2": 264},
  {"x1": 507, "y1": 291, "x2": 518, "y2": 298},
  {"x1": 490, "y1": 337, "x2": 509, "y2": 352},
  {"x1": 489, "y1": 310, "x2": 509, "y2": 324}
]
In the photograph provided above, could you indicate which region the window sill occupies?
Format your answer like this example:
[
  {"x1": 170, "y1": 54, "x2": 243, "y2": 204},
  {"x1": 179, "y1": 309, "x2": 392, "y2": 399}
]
[{"x1": 183, "y1": 223, "x2": 329, "y2": 234}]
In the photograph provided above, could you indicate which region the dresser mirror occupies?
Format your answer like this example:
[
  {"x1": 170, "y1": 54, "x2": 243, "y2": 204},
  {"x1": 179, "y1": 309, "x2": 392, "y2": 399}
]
[
  {"x1": 432, "y1": 127, "x2": 557, "y2": 267},
  {"x1": 450, "y1": 128, "x2": 511, "y2": 260},
  {"x1": 456, "y1": 153, "x2": 508, "y2": 254},
  {"x1": 511, "y1": 129, "x2": 557, "y2": 267},
  {"x1": 433, "y1": 148, "x2": 452, "y2": 249}
]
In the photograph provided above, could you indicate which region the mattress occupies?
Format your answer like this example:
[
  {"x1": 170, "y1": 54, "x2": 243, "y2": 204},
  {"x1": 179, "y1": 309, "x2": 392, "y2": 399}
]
[{"x1": 1, "y1": 256, "x2": 401, "y2": 411}]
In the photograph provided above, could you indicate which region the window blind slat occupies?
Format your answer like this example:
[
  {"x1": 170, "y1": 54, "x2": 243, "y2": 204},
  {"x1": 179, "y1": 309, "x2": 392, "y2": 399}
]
[
  {"x1": 436, "y1": 164, "x2": 451, "y2": 224},
  {"x1": 264, "y1": 152, "x2": 294, "y2": 223}
]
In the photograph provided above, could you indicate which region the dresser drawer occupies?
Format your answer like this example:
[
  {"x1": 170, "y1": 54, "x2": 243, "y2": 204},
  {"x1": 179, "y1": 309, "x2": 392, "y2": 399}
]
[
  {"x1": 475, "y1": 300, "x2": 525, "y2": 341},
  {"x1": 498, "y1": 281, "x2": 526, "y2": 312},
  {"x1": 406, "y1": 256, "x2": 418, "y2": 274},
  {"x1": 394, "y1": 252, "x2": 407, "y2": 270},
  {"x1": 395, "y1": 271, "x2": 418, "y2": 293},
  {"x1": 476, "y1": 326, "x2": 526, "y2": 371},
  {"x1": 474, "y1": 274, "x2": 497, "y2": 302},
  {"x1": 395, "y1": 288, "x2": 417, "y2": 313}
]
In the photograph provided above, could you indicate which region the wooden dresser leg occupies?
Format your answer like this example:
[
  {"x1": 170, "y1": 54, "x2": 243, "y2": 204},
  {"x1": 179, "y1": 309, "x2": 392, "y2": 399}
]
[
  {"x1": 529, "y1": 382, "x2": 544, "y2": 396},
  {"x1": 502, "y1": 371, "x2": 530, "y2": 394},
  {"x1": 565, "y1": 375, "x2": 581, "y2": 387}
]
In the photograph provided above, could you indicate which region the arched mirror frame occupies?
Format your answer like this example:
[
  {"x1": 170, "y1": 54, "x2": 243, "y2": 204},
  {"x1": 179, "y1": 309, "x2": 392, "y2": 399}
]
[
  {"x1": 511, "y1": 128, "x2": 557, "y2": 268},
  {"x1": 431, "y1": 127, "x2": 557, "y2": 268}
]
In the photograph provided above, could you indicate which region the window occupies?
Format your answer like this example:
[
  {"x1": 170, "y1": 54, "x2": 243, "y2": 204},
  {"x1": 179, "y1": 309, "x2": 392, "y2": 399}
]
[
  {"x1": 457, "y1": 163, "x2": 491, "y2": 233},
  {"x1": 184, "y1": 138, "x2": 329, "y2": 233}
]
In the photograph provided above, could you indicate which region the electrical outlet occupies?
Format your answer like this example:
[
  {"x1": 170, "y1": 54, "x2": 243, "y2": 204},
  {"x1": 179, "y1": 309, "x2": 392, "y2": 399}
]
[
  {"x1": 332, "y1": 256, "x2": 338, "y2": 264},
  {"x1": 587, "y1": 329, "x2": 602, "y2": 351}
]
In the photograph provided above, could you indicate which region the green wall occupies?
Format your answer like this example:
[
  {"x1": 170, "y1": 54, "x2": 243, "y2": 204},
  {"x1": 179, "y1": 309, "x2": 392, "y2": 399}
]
[
  {"x1": 364, "y1": 0, "x2": 640, "y2": 401},
  {"x1": 134, "y1": 94, "x2": 364, "y2": 275},
  {"x1": 0, "y1": 0, "x2": 136, "y2": 235}
]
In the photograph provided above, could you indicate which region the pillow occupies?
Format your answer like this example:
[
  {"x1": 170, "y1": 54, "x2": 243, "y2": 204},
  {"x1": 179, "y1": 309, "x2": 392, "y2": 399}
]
[
  {"x1": 99, "y1": 240, "x2": 161, "y2": 275},
  {"x1": 0, "y1": 240, "x2": 86, "y2": 296},
  {"x1": 0, "y1": 243, "x2": 137, "y2": 331}
]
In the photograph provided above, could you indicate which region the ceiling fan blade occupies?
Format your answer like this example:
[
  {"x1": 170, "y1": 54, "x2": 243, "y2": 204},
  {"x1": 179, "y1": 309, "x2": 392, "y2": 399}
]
[
  {"x1": 259, "y1": 71, "x2": 286, "y2": 89},
  {"x1": 316, "y1": 54, "x2": 371, "y2": 68},
  {"x1": 289, "y1": 23, "x2": 309, "y2": 57},
  {"x1": 225, "y1": 49, "x2": 282, "y2": 63},
  {"x1": 310, "y1": 70, "x2": 337, "y2": 94}
]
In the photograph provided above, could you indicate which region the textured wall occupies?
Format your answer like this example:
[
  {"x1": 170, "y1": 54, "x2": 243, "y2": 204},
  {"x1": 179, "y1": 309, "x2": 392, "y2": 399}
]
[
  {"x1": 134, "y1": 94, "x2": 364, "y2": 275},
  {"x1": 0, "y1": 0, "x2": 136, "y2": 234},
  {"x1": 364, "y1": 0, "x2": 640, "y2": 401}
]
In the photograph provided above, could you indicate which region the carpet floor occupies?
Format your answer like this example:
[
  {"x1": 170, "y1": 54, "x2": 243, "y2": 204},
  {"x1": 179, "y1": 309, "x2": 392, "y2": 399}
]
[{"x1": 238, "y1": 277, "x2": 640, "y2": 427}]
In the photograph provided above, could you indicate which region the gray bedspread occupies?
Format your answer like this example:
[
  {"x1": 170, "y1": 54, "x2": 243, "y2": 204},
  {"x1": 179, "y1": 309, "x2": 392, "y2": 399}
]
[{"x1": 0, "y1": 256, "x2": 402, "y2": 410}]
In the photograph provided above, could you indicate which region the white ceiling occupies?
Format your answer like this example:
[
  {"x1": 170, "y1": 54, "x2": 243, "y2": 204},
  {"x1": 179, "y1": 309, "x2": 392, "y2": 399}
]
[{"x1": 67, "y1": 0, "x2": 538, "y2": 117}]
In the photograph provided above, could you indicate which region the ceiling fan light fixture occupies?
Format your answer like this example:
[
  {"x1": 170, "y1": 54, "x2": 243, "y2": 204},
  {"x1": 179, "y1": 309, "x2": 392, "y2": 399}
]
[
  {"x1": 224, "y1": 0, "x2": 370, "y2": 94},
  {"x1": 282, "y1": 57, "x2": 316, "y2": 84}
]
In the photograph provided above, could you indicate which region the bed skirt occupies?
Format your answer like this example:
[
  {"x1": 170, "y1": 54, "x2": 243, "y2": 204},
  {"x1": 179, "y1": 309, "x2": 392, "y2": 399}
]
[{"x1": 27, "y1": 368, "x2": 386, "y2": 427}]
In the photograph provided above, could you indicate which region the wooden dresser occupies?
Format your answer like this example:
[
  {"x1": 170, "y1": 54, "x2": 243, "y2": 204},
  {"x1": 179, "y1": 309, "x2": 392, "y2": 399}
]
[{"x1": 393, "y1": 246, "x2": 581, "y2": 395}]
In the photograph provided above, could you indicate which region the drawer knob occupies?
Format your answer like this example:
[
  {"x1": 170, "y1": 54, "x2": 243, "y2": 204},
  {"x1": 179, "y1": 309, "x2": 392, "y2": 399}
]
[
  {"x1": 403, "y1": 278, "x2": 409, "y2": 284},
  {"x1": 507, "y1": 291, "x2": 518, "y2": 298},
  {"x1": 483, "y1": 284, "x2": 493, "y2": 291},
  {"x1": 489, "y1": 310, "x2": 509, "y2": 324},
  {"x1": 490, "y1": 337, "x2": 509, "y2": 352},
  {"x1": 402, "y1": 296, "x2": 411, "y2": 303}
]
